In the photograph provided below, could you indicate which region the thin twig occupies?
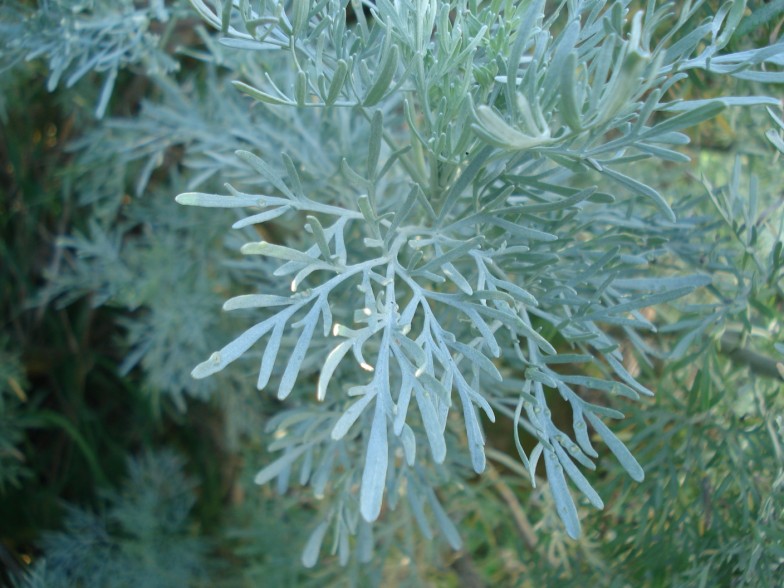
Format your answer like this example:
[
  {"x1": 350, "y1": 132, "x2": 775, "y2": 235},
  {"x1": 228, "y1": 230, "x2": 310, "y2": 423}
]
[{"x1": 484, "y1": 462, "x2": 538, "y2": 550}]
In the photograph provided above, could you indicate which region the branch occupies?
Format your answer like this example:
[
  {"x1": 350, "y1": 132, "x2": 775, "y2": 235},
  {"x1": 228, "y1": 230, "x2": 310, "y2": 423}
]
[{"x1": 720, "y1": 331, "x2": 784, "y2": 382}]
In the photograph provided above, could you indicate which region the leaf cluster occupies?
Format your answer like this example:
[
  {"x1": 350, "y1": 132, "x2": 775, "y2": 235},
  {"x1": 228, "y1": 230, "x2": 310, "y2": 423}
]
[{"x1": 175, "y1": 0, "x2": 784, "y2": 560}]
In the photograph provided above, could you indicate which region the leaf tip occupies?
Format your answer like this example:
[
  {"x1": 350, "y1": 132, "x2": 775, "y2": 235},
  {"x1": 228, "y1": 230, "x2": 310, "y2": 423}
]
[
  {"x1": 191, "y1": 352, "x2": 222, "y2": 379},
  {"x1": 175, "y1": 193, "x2": 194, "y2": 206}
]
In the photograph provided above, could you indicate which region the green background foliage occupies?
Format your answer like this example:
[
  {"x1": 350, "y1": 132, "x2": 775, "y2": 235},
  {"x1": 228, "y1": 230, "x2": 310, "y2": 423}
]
[{"x1": 1, "y1": 0, "x2": 782, "y2": 586}]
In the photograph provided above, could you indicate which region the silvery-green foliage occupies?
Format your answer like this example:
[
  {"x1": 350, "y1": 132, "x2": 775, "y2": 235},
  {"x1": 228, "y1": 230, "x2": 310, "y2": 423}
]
[
  {"x1": 22, "y1": 451, "x2": 208, "y2": 588},
  {"x1": 0, "y1": 0, "x2": 187, "y2": 118},
  {"x1": 65, "y1": 62, "x2": 349, "y2": 218},
  {"x1": 177, "y1": 0, "x2": 784, "y2": 559},
  {"x1": 557, "y1": 164, "x2": 784, "y2": 585},
  {"x1": 42, "y1": 192, "x2": 244, "y2": 407},
  {"x1": 661, "y1": 157, "x2": 784, "y2": 363},
  {"x1": 15, "y1": 1, "x2": 313, "y2": 414},
  {"x1": 42, "y1": 71, "x2": 346, "y2": 408}
]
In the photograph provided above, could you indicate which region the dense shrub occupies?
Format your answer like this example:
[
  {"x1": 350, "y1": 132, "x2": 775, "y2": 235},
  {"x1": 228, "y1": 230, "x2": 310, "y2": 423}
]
[{"x1": 1, "y1": 1, "x2": 782, "y2": 585}]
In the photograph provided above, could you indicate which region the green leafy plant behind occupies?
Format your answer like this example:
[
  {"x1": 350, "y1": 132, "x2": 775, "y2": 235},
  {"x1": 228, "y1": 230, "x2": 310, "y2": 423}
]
[
  {"x1": 21, "y1": 450, "x2": 208, "y2": 588},
  {"x1": 0, "y1": 342, "x2": 30, "y2": 492},
  {"x1": 174, "y1": 0, "x2": 784, "y2": 563}
]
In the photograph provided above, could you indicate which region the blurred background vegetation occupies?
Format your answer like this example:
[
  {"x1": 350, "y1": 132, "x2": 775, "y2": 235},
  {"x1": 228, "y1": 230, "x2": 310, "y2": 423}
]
[{"x1": 1, "y1": 1, "x2": 782, "y2": 586}]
